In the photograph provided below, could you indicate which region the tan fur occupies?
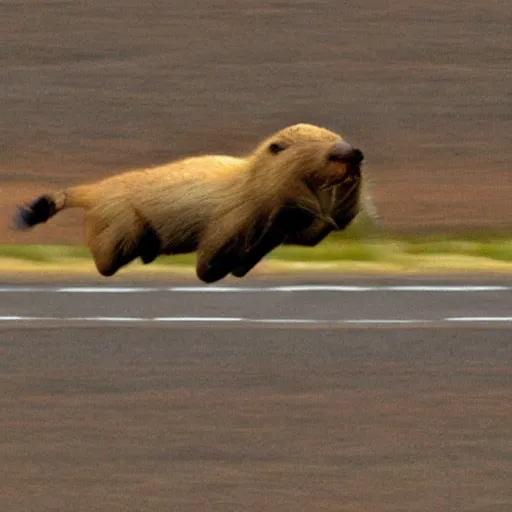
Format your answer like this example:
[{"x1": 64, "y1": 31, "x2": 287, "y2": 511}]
[{"x1": 15, "y1": 123, "x2": 366, "y2": 282}]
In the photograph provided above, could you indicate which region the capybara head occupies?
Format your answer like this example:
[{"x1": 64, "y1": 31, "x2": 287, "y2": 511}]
[
  {"x1": 249, "y1": 123, "x2": 364, "y2": 190},
  {"x1": 247, "y1": 123, "x2": 365, "y2": 225}
]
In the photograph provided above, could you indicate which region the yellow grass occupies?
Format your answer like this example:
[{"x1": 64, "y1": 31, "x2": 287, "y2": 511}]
[{"x1": 1, "y1": 252, "x2": 512, "y2": 279}]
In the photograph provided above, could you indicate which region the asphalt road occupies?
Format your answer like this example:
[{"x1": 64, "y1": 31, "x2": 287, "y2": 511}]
[
  {"x1": 1, "y1": 274, "x2": 512, "y2": 326},
  {"x1": 1, "y1": 276, "x2": 511, "y2": 511}
]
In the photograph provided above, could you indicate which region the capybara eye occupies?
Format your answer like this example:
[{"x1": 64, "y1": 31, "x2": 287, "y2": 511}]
[{"x1": 268, "y1": 142, "x2": 287, "y2": 154}]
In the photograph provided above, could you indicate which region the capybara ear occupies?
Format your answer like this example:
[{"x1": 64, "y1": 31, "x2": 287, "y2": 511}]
[{"x1": 13, "y1": 195, "x2": 57, "y2": 230}]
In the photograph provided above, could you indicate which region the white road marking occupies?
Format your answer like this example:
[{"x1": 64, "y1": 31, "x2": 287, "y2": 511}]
[
  {"x1": 0, "y1": 315, "x2": 510, "y2": 325},
  {"x1": 250, "y1": 318, "x2": 324, "y2": 324},
  {"x1": 60, "y1": 287, "x2": 155, "y2": 293},
  {"x1": 1, "y1": 283, "x2": 509, "y2": 326},
  {"x1": 0, "y1": 316, "x2": 421, "y2": 325},
  {"x1": 266, "y1": 285, "x2": 511, "y2": 292},
  {"x1": 0, "y1": 285, "x2": 511, "y2": 293},
  {"x1": 69, "y1": 316, "x2": 146, "y2": 322},
  {"x1": 335, "y1": 319, "x2": 423, "y2": 324},
  {"x1": 0, "y1": 316, "x2": 51, "y2": 321},
  {"x1": 445, "y1": 317, "x2": 512, "y2": 322},
  {"x1": 380, "y1": 285, "x2": 510, "y2": 292},
  {"x1": 154, "y1": 316, "x2": 243, "y2": 322}
]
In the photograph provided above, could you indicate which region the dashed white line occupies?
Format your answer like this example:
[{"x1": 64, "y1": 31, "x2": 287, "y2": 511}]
[
  {"x1": 153, "y1": 316, "x2": 243, "y2": 323},
  {"x1": 1, "y1": 316, "x2": 511, "y2": 325},
  {"x1": 266, "y1": 285, "x2": 511, "y2": 293},
  {"x1": 69, "y1": 316, "x2": 146, "y2": 322},
  {"x1": 0, "y1": 316, "x2": 49, "y2": 321},
  {"x1": 0, "y1": 316, "x2": 419, "y2": 325},
  {"x1": 445, "y1": 317, "x2": 512, "y2": 323},
  {"x1": 0, "y1": 285, "x2": 511, "y2": 293},
  {"x1": 335, "y1": 319, "x2": 423, "y2": 324},
  {"x1": 249, "y1": 318, "x2": 323, "y2": 324}
]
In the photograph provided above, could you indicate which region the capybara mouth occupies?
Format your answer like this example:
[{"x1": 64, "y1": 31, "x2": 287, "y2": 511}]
[
  {"x1": 319, "y1": 162, "x2": 361, "y2": 190},
  {"x1": 346, "y1": 163, "x2": 362, "y2": 181}
]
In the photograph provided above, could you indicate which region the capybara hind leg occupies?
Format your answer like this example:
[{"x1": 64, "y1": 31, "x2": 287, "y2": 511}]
[
  {"x1": 90, "y1": 247, "x2": 122, "y2": 277},
  {"x1": 86, "y1": 235, "x2": 125, "y2": 277},
  {"x1": 84, "y1": 212, "x2": 136, "y2": 277}
]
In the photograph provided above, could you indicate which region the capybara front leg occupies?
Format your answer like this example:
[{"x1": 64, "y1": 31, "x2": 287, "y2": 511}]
[
  {"x1": 283, "y1": 219, "x2": 333, "y2": 247},
  {"x1": 196, "y1": 236, "x2": 238, "y2": 283},
  {"x1": 230, "y1": 217, "x2": 286, "y2": 278},
  {"x1": 195, "y1": 217, "x2": 246, "y2": 283},
  {"x1": 230, "y1": 232, "x2": 283, "y2": 278}
]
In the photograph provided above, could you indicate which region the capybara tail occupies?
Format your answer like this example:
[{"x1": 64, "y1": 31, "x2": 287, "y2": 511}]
[{"x1": 13, "y1": 186, "x2": 92, "y2": 230}]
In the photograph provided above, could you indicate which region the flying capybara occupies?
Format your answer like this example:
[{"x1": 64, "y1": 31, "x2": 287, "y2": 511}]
[{"x1": 13, "y1": 123, "x2": 365, "y2": 283}]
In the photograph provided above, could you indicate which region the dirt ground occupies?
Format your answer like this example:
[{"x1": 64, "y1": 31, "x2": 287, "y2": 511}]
[{"x1": 1, "y1": 0, "x2": 511, "y2": 244}]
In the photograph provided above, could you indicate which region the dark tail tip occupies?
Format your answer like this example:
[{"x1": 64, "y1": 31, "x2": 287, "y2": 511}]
[{"x1": 13, "y1": 195, "x2": 57, "y2": 230}]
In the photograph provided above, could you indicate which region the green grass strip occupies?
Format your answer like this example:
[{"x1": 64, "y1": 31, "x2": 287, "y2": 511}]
[{"x1": 2, "y1": 236, "x2": 512, "y2": 265}]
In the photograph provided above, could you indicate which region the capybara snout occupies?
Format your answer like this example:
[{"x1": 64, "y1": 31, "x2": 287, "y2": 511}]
[{"x1": 327, "y1": 141, "x2": 364, "y2": 165}]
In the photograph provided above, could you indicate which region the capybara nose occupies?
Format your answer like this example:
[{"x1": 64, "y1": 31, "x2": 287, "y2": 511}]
[
  {"x1": 328, "y1": 142, "x2": 364, "y2": 165},
  {"x1": 349, "y1": 148, "x2": 364, "y2": 165}
]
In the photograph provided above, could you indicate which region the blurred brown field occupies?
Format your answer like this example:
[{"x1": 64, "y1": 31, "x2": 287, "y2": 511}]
[{"x1": 1, "y1": 0, "x2": 510, "y2": 244}]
